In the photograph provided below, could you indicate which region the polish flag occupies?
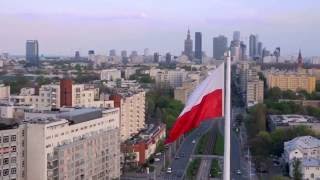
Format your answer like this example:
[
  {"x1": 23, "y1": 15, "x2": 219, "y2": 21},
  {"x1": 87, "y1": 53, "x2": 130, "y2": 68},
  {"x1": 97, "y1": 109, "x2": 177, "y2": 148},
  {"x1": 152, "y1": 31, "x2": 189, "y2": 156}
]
[{"x1": 165, "y1": 63, "x2": 224, "y2": 144}]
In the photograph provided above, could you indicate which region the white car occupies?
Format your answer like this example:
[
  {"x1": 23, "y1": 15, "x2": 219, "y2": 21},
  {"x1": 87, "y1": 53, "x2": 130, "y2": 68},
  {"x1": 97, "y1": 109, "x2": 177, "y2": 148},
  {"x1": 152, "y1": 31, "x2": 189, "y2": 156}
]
[
  {"x1": 192, "y1": 140, "x2": 196, "y2": 144},
  {"x1": 155, "y1": 152, "x2": 162, "y2": 156},
  {"x1": 154, "y1": 158, "x2": 160, "y2": 162},
  {"x1": 167, "y1": 167, "x2": 172, "y2": 173}
]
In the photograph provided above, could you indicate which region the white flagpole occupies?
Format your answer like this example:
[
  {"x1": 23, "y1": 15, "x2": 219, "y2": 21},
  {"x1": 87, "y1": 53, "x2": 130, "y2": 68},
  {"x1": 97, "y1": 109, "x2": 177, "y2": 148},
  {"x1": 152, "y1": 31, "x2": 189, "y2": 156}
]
[{"x1": 223, "y1": 51, "x2": 231, "y2": 180}]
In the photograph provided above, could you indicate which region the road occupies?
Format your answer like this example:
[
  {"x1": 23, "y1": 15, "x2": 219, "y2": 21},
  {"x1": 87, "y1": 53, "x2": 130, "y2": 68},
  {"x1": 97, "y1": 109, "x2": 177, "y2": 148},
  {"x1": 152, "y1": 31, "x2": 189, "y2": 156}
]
[
  {"x1": 162, "y1": 120, "x2": 215, "y2": 180},
  {"x1": 196, "y1": 159, "x2": 212, "y2": 180}
]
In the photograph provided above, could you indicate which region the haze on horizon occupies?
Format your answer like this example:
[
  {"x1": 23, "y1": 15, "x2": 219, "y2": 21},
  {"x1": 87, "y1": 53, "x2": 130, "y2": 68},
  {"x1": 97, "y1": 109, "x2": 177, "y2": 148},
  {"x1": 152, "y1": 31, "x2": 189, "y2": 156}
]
[{"x1": 0, "y1": 0, "x2": 319, "y2": 57}]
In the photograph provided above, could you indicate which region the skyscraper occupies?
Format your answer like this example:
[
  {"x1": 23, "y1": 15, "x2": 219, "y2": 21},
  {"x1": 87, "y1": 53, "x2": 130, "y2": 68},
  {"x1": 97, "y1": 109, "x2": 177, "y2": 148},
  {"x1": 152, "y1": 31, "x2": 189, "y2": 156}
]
[
  {"x1": 213, "y1": 35, "x2": 228, "y2": 60},
  {"x1": 233, "y1": 31, "x2": 241, "y2": 41},
  {"x1": 121, "y1": 50, "x2": 127, "y2": 58},
  {"x1": 144, "y1": 48, "x2": 149, "y2": 56},
  {"x1": 195, "y1": 32, "x2": 202, "y2": 60},
  {"x1": 257, "y1": 42, "x2": 263, "y2": 57},
  {"x1": 183, "y1": 29, "x2": 193, "y2": 60},
  {"x1": 154, "y1": 52, "x2": 160, "y2": 63},
  {"x1": 26, "y1": 40, "x2": 39, "y2": 66},
  {"x1": 249, "y1": 35, "x2": 257, "y2": 58},
  {"x1": 75, "y1": 51, "x2": 80, "y2": 60},
  {"x1": 240, "y1": 41, "x2": 247, "y2": 61},
  {"x1": 165, "y1": 52, "x2": 172, "y2": 64},
  {"x1": 109, "y1": 49, "x2": 116, "y2": 56}
]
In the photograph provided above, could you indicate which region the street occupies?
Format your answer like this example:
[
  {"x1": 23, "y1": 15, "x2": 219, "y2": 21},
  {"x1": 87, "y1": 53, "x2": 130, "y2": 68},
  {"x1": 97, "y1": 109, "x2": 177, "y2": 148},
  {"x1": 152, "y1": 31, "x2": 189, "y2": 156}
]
[{"x1": 162, "y1": 120, "x2": 215, "y2": 180}]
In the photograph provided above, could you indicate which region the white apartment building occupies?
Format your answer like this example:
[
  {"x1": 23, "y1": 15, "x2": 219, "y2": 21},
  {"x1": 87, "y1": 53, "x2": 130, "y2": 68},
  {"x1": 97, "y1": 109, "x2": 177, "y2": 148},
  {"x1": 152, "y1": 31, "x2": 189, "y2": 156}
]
[
  {"x1": 111, "y1": 90, "x2": 145, "y2": 141},
  {"x1": 100, "y1": 69, "x2": 121, "y2": 81},
  {"x1": 155, "y1": 69, "x2": 187, "y2": 88},
  {"x1": 23, "y1": 108, "x2": 121, "y2": 180},
  {"x1": 0, "y1": 84, "x2": 10, "y2": 101},
  {"x1": 284, "y1": 136, "x2": 320, "y2": 179},
  {"x1": 0, "y1": 126, "x2": 24, "y2": 180}
]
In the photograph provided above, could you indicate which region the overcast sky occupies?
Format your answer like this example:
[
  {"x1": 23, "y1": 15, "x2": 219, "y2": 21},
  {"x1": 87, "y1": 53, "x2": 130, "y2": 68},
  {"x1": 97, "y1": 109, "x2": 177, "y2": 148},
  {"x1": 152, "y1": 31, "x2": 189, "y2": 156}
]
[{"x1": 0, "y1": 0, "x2": 319, "y2": 56}]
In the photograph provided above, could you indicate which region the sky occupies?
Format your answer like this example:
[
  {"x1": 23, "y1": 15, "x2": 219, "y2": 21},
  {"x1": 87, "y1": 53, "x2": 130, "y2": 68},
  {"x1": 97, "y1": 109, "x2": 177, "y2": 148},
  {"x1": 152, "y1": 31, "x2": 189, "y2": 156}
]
[{"x1": 0, "y1": 0, "x2": 320, "y2": 57}]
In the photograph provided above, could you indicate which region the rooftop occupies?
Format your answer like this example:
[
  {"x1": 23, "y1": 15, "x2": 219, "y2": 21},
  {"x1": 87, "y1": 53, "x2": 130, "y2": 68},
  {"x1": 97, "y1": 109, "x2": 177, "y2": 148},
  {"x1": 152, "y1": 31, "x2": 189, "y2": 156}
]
[
  {"x1": 285, "y1": 136, "x2": 320, "y2": 153},
  {"x1": 269, "y1": 114, "x2": 320, "y2": 126}
]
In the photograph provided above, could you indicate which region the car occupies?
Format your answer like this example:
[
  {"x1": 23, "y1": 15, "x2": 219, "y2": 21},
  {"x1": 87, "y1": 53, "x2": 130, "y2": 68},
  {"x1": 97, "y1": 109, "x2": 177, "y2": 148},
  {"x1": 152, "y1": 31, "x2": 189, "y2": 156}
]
[
  {"x1": 155, "y1": 152, "x2": 162, "y2": 156},
  {"x1": 192, "y1": 140, "x2": 196, "y2": 144},
  {"x1": 175, "y1": 156, "x2": 180, "y2": 160},
  {"x1": 236, "y1": 169, "x2": 242, "y2": 175},
  {"x1": 181, "y1": 152, "x2": 185, "y2": 157},
  {"x1": 167, "y1": 168, "x2": 172, "y2": 173},
  {"x1": 154, "y1": 158, "x2": 160, "y2": 162}
]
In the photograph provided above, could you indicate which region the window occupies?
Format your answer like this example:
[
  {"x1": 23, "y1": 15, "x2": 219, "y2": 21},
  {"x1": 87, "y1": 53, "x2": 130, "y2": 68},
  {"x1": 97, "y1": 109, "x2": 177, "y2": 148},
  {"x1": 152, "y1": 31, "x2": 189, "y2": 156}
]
[
  {"x1": 3, "y1": 169, "x2": 8, "y2": 176},
  {"x1": 3, "y1": 158, "x2": 9, "y2": 165},
  {"x1": 11, "y1": 157, "x2": 16, "y2": 163},
  {"x1": 12, "y1": 146, "x2": 16, "y2": 152},
  {"x1": 11, "y1": 135, "x2": 16, "y2": 142},
  {"x1": 11, "y1": 168, "x2": 16, "y2": 174},
  {"x1": 3, "y1": 136, "x2": 9, "y2": 143}
]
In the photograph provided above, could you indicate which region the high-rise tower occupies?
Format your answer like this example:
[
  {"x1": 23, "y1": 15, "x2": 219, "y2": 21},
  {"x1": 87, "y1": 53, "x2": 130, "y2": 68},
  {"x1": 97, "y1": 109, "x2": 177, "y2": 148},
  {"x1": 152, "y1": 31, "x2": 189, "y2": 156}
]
[
  {"x1": 213, "y1": 35, "x2": 228, "y2": 60},
  {"x1": 297, "y1": 49, "x2": 303, "y2": 66},
  {"x1": 183, "y1": 29, "x2": 193, "y2": 60},
  {"x1": 195, "y1": 32, "x2": 202, "y2": 61},
  {"x1": 249, "y1": 35, "x2": 257, "y2": 58},
  {"x1": 26, "y1": 40, "x2": 39, "y2": 66}
]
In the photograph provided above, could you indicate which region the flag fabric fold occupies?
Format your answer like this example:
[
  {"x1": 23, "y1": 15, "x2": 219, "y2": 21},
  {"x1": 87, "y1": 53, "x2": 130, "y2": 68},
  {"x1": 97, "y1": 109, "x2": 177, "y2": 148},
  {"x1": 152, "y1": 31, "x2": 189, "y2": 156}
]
[{"x1": 165, "y1": 63, "x2": 224, "y2": 144}]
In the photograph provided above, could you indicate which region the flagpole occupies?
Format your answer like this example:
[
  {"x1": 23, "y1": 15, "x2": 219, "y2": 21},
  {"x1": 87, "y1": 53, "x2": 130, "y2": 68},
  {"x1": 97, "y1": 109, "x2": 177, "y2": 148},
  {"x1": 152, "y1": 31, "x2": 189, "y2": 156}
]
[{"x1": 223, "y1": 51, "x2": 231, "y2": 180}]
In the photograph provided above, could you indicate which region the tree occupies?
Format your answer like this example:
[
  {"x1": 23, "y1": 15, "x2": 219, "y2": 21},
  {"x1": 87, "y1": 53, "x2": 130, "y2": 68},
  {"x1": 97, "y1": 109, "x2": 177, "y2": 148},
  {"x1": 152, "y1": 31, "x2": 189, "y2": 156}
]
[
  {"x1": 36, "y1": 76, "x2": 51, "y2": 86},
  {"x1": 267, "y1": 87, "x2": 282, "y2": 100},
  {"x1": 292, "y1": 159, "x2": 302, "y2": 180}
]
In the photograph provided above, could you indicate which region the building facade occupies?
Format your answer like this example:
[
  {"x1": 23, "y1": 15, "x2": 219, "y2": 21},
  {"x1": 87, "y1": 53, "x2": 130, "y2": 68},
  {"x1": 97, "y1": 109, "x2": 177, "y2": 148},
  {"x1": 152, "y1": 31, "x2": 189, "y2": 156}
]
[
  {"x1": 213, "y1": 35, "x2": 228, "y2": 60},
  {"x1": 100, "y1": 69, "x2": 121, "y2": 81},
  {"x1": 26, "y1": 40, "x2": 39, "y2": 66},
  {"x1": 246, "y1": 79, "x2": 264, "y2": 107},
  {"x1": 0, "y1": 84, "x2": 10, "y2": 101},
  {"x1": 194, "y1": 32, "x2": 202, "y2": 61},
  {"x1": 265, "y1": 71, "x2": 316, "y2": 93},
  {"x1": 284, "y1": 136, "x2": 320, "y2": 179},
  {"x1": 110, "y1": 90, "x2": 145, "y2": 141},
  {"x1": 23, "y1": 108, "x2": 121, "y2": 180}
]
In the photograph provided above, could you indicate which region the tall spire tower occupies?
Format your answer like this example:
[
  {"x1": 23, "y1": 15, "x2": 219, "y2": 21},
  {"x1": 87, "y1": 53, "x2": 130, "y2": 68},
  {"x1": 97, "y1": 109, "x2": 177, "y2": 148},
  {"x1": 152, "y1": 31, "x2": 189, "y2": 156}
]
[
  {"x1": 297, "y1": 49, "x2": 303, "y2": 69},
  {"x1": 183, "y1": 29, "x2": 193, "y2": 60}
]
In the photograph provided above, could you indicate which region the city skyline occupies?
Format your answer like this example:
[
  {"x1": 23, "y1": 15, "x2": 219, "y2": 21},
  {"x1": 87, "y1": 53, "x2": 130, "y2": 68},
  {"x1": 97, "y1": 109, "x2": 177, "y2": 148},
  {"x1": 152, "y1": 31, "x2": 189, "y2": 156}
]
[{"x1": 1, "y1": 0, "x2": 320, "y2": 56}]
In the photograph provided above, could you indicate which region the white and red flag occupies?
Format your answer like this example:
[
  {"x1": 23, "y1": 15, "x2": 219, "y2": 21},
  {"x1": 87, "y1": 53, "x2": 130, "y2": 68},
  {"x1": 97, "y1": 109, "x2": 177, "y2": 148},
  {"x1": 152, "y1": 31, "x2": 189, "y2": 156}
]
[{"x1": 165, "y1": 63, "x2": 225, "y2": 144}]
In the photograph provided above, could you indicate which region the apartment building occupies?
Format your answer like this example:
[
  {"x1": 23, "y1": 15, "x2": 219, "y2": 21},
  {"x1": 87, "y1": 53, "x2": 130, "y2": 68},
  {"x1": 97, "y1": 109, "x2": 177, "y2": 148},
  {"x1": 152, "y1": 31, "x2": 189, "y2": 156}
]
[
  {"x1": 100, "y1": 69, "x2": 121, "y2": 81},
  {"x1": 0, "y1": 125, "x2": 24, "y2": 180},
  {"x1": 284, "y1": 136, "x2": 320, "y2": 179},
  {"x1": 246, "y1": 79, "x2": 264, "y2": 107},
  {"x1": 174, "y1": 80, "x2": 197, "y2": 104},
  {"x1": 10, "y1": 85, "x2": 60, "y2": 111},
  {"x1": 155, "y1": 69, "x2": 187, "y2": 88},
  {"x1": 9, "y1": 80, "x2": 113, "y2": 110},
  {"x1": 0, "y1": 84, "x2": 10, "y2": 101},
  {"x1": 23, "y1": 108, "x2": 121, "y2": 180},
  {"x1": 265, "y1": 71, "x2": 316, "y2": 93},
  {"x1": 110, "y1": 90, "x2": 145, "y2": 141}
]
